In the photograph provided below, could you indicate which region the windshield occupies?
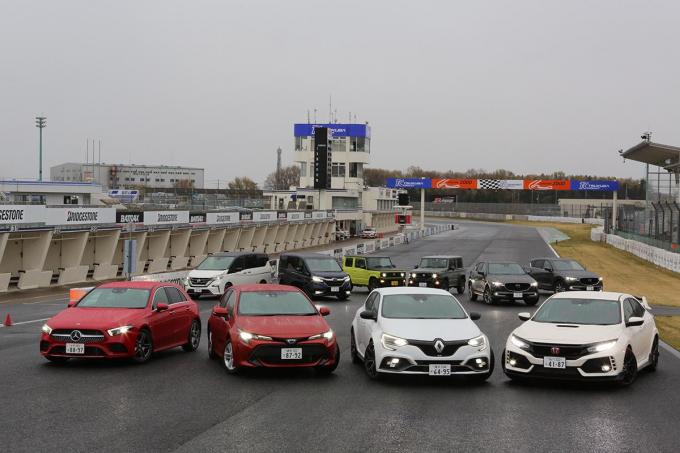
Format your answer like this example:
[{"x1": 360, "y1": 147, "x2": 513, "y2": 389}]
[
  {"x1": 533, "y1": 298, "x2": 621, "y2": 325},
  {"x1": 381, "y1": 294, "x2": 467, "y2": 319},
  {"x1": 77, "y1": 288, "x2": 150, "y2": 309},
  {"x1": 197, "y1": 256, "x2": 235, "y2": 271},
  {"x1": 366, "y1": 257, "x2": 395, "y2": 269},
  {"x1": 238, "y1": 291, "x2": 317, "y2": 316},
  {"x1": 488, "y1": 263, "x2": 525, "y2": 275},
  {"x1": 418, "y1": 258, "x2": 448, "y2": 269},
  {"x1": 552, "y1": 260, "x2": 585, "y2": 271},
  {"x1": 306, "y1": 257, "x2": 342, "y2": 272}
]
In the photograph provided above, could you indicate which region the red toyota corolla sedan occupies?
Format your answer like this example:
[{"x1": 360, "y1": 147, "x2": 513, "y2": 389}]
[
  {"x1": 40, "y1": 281, "x2": 201, "y2": 363},
  {"x1": 207, "y1": 284, "x2": 339, "y2": 374}
]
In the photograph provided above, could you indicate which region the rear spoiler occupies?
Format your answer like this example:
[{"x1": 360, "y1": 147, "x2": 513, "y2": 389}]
[{"x1": 634, "y1": 295, "x2": 652, "y2": 311}]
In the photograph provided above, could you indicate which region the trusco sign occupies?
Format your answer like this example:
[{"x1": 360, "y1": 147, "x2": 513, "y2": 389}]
[
  {"x1": 386, "y1": 178, "x2": 432, "y2": 189},
  {"x1": 0, "y1": 205, "x2": 46, "y2": 224},
  {"x1": 143, "y1": 211, "x2": 190, "y2": 225},
  {"x1": 569, "y1": 180, "x2": 619, "y2": 191},
  {"x1": 46, "y1": 208, "x2": 116, "y2": 225}
]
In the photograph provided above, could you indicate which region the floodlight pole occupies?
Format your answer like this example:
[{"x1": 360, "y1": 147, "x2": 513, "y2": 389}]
[
  {"x1": 420, "y1": 177, "x2": 425, "y2": 231},
  {"x1": 35, "y1": 116, "x2": 47, "y2": 181}
]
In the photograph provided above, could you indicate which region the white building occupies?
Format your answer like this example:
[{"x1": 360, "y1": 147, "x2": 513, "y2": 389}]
[
  {"x1": 0, "y1": 180, "x2": 103, "y2": 205},
  {"x1": 50, "y1": 163, "x2": 205, "y2": 190}
]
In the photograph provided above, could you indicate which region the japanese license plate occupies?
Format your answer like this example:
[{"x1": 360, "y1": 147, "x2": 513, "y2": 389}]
[
  {"x1": 65, "y1": 343, "x2": 84, "y2": 354},
  {"x1": 513, "y1": 292, "x2": 523, "y2": 298},
  {"x1": 391, "y1": 280, "x2": 399, "y2": 286},
  {"x1": 419, "y1": 282, "x2": 427, "y2": 287},
  {"x1": 586, "y1": 286, "x2": 594, "y2": 291},
  {"x1": 330, "y1": 286, "x2": 340, "y2": 292},
  {"x1": 543, "y1": 356, "x2": 566, "y2": 369},
  {"x1": 429, "y1": 364, "x2": 451, "y2": 376},
  {"x1": 281, "y1": 348, "x2": 302, "y2": 360}
]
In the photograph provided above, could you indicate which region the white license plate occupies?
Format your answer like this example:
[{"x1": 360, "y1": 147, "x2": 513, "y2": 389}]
[
  {"x1": 281, "y1": 348, "x2": 302, "y2": 360},
  {"x1": 330, "y1": 286, "x2": 340, "y2": 292},
  {"x1": 543, "y1": 356, "x2": 566, "y2": 369},
  {"x1": 419, "y1": 282, "x2": 427, "y2": 287},
  {"x1": 429, "y1": 364, "x2": 451, "y2": 376},
  {"x1": 586, "y1": 286, "x2": 594, "y2": 291},
  {"x1": 513, "y1": 292, "x2": 523, "y2": 298},
  {"x1": 65, "y1": 343, "x2": 85, "y2": 354}
]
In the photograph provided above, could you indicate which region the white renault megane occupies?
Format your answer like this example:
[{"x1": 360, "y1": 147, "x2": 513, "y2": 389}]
[
  {"x1": 350, "y1": 287, "x2": 494, "y2": 381},
  {"x1": 503, "y1": 291, "x2": 659, "y2": 386}
]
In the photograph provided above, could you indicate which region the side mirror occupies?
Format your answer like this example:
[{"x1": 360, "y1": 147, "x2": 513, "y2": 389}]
[
  {"x1": 156, "y1": 303, "x2": 169, "y2": 312},
  {"x1": 414, "y1": 265, "x2": 419, "y2": 269},
  {"x1": 360, "y1": 310, "x2": 377, "y2": 321},
  {"x1": 469, "y1": 312, "x2": 481, "y2": 321},
  {"x1": 318, "y1": 306, "x2": 331, "y2": 316},
  {"x1": 479, "y1": 271, "x2": 486, "y2": 277},
  {"x1": 67, "y1": 301, "x2": 77, "y2": 308},
  {"x1": 626, "y1": 316, "x2": 644, "y2": 327},
  {"x1": 212, "y1": 306, "x2": 229, "y2": 319},
  {"x1": 518, "y1": 312, "x2": 532, "y2": 321},
  {"x1": 543, "y1": 267, "x2": 552, "y2": 272}
]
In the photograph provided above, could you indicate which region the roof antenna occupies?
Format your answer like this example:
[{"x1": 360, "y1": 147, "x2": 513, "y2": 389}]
[
  {"x1": 329, "y1": 95, "x2": 332, "y2": 123},
  {"x1": 307, "y1": 109, "x2": 310, "y2": 123}
]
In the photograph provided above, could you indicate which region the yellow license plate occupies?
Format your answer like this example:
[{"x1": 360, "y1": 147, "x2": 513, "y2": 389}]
[{"x1": 391, "y1": 281, "x2": 399, "y2": 286}]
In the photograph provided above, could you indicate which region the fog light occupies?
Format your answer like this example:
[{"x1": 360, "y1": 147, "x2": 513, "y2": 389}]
[
  {"x1": 601, "y1": 364, "x2": 611, "y2": 372},
  {"x1": 345, "y1": 291, "x2": 351, "y2": 295},
  {"x1": 509, "y1": 359, "x2": 517, "y2": 366},
  {"x1": 315, "y1": 291, "x2": 323, "y2": 295},
  {"x1": 434, "y1": 281, "x2": 440, "y2": 285},
  {"x1": 389, "y1": 358, "x2": 400, "y2": 368},
  {"x1": 380, "y1": 279, "x2": 385, "y2": 283},
  {"x1": 475, "y1": 358, "x2": 487, "y2": 368},
  {"x1": 409, "y1": 280, "x2": 413, "y2": 284}
]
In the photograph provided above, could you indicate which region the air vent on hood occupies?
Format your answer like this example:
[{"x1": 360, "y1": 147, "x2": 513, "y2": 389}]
[{"x1": 556, "y1": 325, "x2": 579, "y2": 328}]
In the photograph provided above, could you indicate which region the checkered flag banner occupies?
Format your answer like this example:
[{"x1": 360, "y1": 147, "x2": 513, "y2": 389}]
[{"x1": 479, "y1": 179, "x2": 502, "y2": 190}]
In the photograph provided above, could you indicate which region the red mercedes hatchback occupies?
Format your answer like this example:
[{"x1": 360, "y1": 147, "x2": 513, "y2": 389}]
[
  {"x1": 207, "y1": 284, "x2": 339, "y2": 374},
  {"x1": 40, "y1": 281, "x2": 201, "y2": 363}
]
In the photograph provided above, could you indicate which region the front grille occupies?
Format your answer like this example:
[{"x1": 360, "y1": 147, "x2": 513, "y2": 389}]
[
  {"x1": 190, "y1": 277, "x2": 212, "y2": 287},
  {"x1": 408, "y1": 339, "x2": 467, "y2": 357},
  {"x1": 383, "y1": 272, "x2": 403, "y2": 279},
  {"x1": 530, "y1": 365, "x2": 582, "y2": 378},
  {"x1": 504, "y1": 283, "x2": 531, "y2": 291},
  {"x1": 49, "y1": 345, "x2": 106, "y2": 357},
  {"x1": 50, "y1": 329, "x2": 105, "y2": 344},
  {"x1": 527, "y1": 342, "x2": 589, "y2": 360},
  {"x1": 414, "y1": 273, "x2": 433, "y2": 279},
  {"x1": 322, "y1": 278, "x2": 345, "y2": 287},
  {"x1": 580, "y1": 278, "x2": 600, "y2": 285},
  {"x1": 250, "y1": 344, "x2": 329, "y2": 365}
]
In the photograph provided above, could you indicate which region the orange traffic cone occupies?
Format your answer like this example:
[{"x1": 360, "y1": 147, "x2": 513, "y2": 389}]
[{"x1": 3, "y1": 314, "x2": 12, "y2": 327}]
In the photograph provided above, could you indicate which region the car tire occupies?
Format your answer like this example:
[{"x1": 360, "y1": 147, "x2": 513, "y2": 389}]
[
  {"x1": 350, "y1": 328, "x2": 361, "y2": 364},
  {"x1": 456, "y1": 284, "x2": 465, "y2": 295},
  {"x1": 363, "y1": 341, "x2": 382, "y2": 380},
  {"x1": 45, "y1": 355, "x2": 69, "y2": 363},
  {"x1": 619, "y1": 348, "x2": 638, "y2": 386},
  {"x1": 524, "y1": 297, "x2": 539, "y2": 306},
  {"x1": 222, "y1": 338, "x2": 239, "y2": 374},
  {"x1": 553, "y1": 280, "x2": 566, "y2": 293},
  {"x1": 469, "y1": 282, "x2": 478, "y2": 301},
  {"x1": 316, "y1": 345, "x2": 340, "y2": 376},
  {"x1": 368, "y1": 277, "x2": 378, "y2": 292},
  {"x1": 132, "y1": 329, "x2": 153, "y2": 364},
  {"x1": 648, "y1": 337, "x2": 659, "y2": 372},
  {"x1": 441, "y1": 278, "x2": 450, "y2": 291},
  {"x1": 182, "y1": 319, "x2": 201, "y2": 352},
  {"x1": 468, "y1": 350, "x2": 495, "y2": 383},
  {"x1": 207, "y1": 329, "x2": 217, "y2": 359},
  {"x1": 483, "y1": 287, "x2": 494, "y2": 305}
]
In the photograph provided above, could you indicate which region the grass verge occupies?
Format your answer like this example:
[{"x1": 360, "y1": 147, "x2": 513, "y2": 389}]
[{"x1": 656, "y1": 317, "x2": 680, "y2": 351}]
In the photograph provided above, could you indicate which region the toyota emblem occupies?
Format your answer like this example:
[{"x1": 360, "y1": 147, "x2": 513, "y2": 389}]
[
  {"x1": 70, "y1": 330, "x2": 82, "y2": 342},
  {"x1": 434, "y1": 339, "x2": 445, "y2": 354},
  {"x1": 550, "y1": 347, "x2": 560, "y2": 355},
  {"x1": 287, "y1": 339, "x2": 296, "y2": 345}
]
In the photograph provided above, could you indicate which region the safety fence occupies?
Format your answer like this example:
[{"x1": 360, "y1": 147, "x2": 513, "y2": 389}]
[
  {"x1": 617, "y1": 203, "x2": 680, "y2": 253},
  {"x1": 425, "y1": 210, "x2": 604, "y2": 226},
  {"x1": 591, "y1": 227, "x2": 680, "y2": 274}
]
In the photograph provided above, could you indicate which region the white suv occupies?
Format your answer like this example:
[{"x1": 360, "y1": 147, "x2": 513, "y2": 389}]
[
  {"x1": 184, "y1": 252, "x2": 273, "y2": 297},
  {"x1": 360, "y1": 228, "x2": 378, "y2": 239}
]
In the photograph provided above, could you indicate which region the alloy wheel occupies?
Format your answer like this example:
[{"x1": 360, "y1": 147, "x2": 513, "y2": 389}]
[
  {"x1": 350, "y1": 329, "x2": 360, "y2": 364},
  {"x1": 134, "y1": 330, "x2": 152, "y2": 363},
  {"x1": 484, "y1": 287, "x2": 493, "y2": 305},
  {"x1": 620, "y1": 349, "x2": 638, "y2": 386},
  {"x1": 364, "y1": 342, "x2": 379, "y2": 379},
  {"x1": 554, "y1": 281, "x2": 566, "y2": 293},
  {"x1": 648, "y1": 338, "x2": 659, "y2": 372},
  {"x1": 190, "y1": 320, "x2": 200, "y2": 348},
  {"x1": 223, "y1": 340, "x2": 236, "y2": 372}
]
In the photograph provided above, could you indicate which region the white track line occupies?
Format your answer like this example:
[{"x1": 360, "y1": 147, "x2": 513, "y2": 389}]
[{"x1": 0, "y1": 317, "x2": 49, "y2": 328}]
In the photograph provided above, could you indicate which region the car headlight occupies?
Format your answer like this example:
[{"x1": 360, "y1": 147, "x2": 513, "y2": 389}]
[
  {"x1": 565, "y1": 276, "x2": 578, "y2": 281},
  {"x1": 432, "y1": 273, "x2": 438, "y2": 279},
  {"x1": 587, "y1": 340, "x2": 617, "y2": 353},
  {"x1": 381, "y1": 333, "x2": 409, "y2": 350},
  {"x1": 381, "y1": 273, "x2": 387, "y2": 278},
  {"x1": 41, "y1": 324, "x2": 52, "y2": 335},
  {"x1": 468, "y1": 335, "x2": 487, "y2": 350},
  {"x1": 312, "y1": 276, "x2": 324, "y2": 283},
  {"x1": 343, "y1": 276, "x2": 351, "y2": 282},
  {"x1": 308, "y1": 330, "x2": 334, "y2": 341},
  {"x1": 107, "y1": 325, "x2": 133, "y2": 336},
  {"x1": 491, "y1": 281, "x2": 504, "y2": 287},
  {"x1": 182, "y1": 277, "x2": 189, "y2": 286},
  {"x1": 411, "y1": 273, "x2": 417, "y2": 278},
  {"x1": 530, "y1": 281, "x2": 538, "y2": 287},
  {"x1": 598, "y1": 277, "x2": 603, "y2": 282},
  {"x1": 510, "y1": 334, "x2": 530, "y2": 350},
  {"x1": 238, "y1": 330, "x2": 273, "y2": 344}
]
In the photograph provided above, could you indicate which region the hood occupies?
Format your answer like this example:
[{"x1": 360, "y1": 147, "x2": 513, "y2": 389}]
[
  {"x1": 556, "y1": 270, "x2": 600, "y2": 279},
  {"x1": 513, "y1": 320, "x2": 621, "y2": 344},
  {"x1": 411, "y1": 267, "x2": 446, "y2": 274},
  {"x1": 47, "y1": 307, "x2": 145, "y2": 330},
  {"x1": 486, "y1": 274, "x2": 536, "y2": 284},
  {"x1": 238, "y1": 315, "x2": 330, "y2": 338},
  {"x1": 188, "y1": 269, "x2": 227, "y2": 278},
  {"x1": 311, "y1": 271, "x2": 348, "y2": 279},
  {"x1": 380, "y1": 318, "x2": 481, "y2": 342}
]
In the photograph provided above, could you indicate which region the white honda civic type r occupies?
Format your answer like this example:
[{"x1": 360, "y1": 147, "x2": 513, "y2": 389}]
[
  {"x1": 350, "y1": 287, "x2": 494, "y2": 381},
  {"x1": 503, "y1": 291, "x2": 659, "y2": 386}
]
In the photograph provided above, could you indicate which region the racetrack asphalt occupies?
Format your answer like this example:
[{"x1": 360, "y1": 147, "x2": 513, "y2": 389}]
[{"x1": 1, "y1": 221, "x2": 679, "y2": 452}]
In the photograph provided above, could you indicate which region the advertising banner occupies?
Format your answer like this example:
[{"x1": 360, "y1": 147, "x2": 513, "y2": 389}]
[
  {"x1": 277, "y1": 211, "x2": 288, "y2": 220},
  {"x1": 189, "y1": 213, "x2": 207, "y2": 223},
  {"x1": 47, "y1": 207, "x2": 116, "y2": 225},
  {"x1": 0, "y1": 205, "x2": 46, "y2": 224},
  {"x1": 143, "y1": 211, "x2": 190, "y2": 225},
  {"x1": 312, "y1": 211, "x2": 327, "y2": 220},
  {"x1": 116, "y1": 211, "x2": 143, "y2": 224},
  {"x1": 253, "y1": 211, "x2": 276, "y2": 222},
  {"x1": 239, "y1": 211, "x2": 253, "y2": 222},
  {"x1": 523, "y1": 180, "x2": 570, "y2": 191},
  {"x1": 478, "y1": 180, "x2": 524, "y2": 190},
  {"x1": 386, "y1": 178, "x2": 432, "y2": 189},
  {"x1": 304, "y1": 212, "x2": 313, "y2": 219},
  {"x1": 294, "y1": 123, "x2": 370, "y2": 138},
  {"x1": 206, "y1": 212, "x2": 240, "y2": 225},
  {"x1": 287, "y1": 212, "x2": 304, "y2": 222},
  {"x1": 432, "y1": 179, "x2": 478, "y2": 189},
  {"x1": 569, "y1": 180, "x2": 619, "y2": 191}
]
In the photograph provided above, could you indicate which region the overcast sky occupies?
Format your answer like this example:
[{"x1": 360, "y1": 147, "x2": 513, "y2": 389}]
[{"x1": 1, "y1": 0, "x2": 679, "y2": 186}]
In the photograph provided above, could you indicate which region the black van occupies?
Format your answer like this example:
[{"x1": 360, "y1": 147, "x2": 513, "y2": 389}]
[{"x1": 278, "y1": 253, "x2": 351, "y2": 300}]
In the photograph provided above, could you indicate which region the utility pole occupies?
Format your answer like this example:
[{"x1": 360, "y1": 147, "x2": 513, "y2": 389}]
[
  {"x1": 276, "y1": 147, "x2": 282, "y2": 189},
  {"x1": 35, "y1": 116, "x2": 47, "y2": 181}
]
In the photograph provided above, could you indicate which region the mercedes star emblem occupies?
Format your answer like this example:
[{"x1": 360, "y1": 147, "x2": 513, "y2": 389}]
[{"x1": 70, "y1": 330, "x2": 82, "y2": 342}]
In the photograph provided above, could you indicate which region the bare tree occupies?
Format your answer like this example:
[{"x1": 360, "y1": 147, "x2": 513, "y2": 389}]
[
  {"x1": 264, "y1": 165, "x2": 300, "y2": 190},
  {"x1": 228, "y1": 177, "x2": 259, "y2": 191}
]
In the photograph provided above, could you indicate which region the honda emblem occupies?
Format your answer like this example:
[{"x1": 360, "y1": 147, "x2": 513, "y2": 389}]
[{"x1": 550, "y1": 347, "x2": 560, "y2": 355}]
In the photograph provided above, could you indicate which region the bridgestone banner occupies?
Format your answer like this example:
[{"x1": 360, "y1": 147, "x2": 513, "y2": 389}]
[
  {"x1": 206, "y1": 212, "x2": 240, "y2": 225},
  {"x1": 143, "y1": 211, "x2": 190, "y2": 225},
  {"x1": 0, "y1": 205, "x2": 46, "y2": 224},
  {"x1": 47, "y1": 207, "x2": 116, "y2": 225}
]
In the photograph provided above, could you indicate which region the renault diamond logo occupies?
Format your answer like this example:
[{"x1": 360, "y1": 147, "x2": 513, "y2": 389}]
[
  {"x1": 434, "y1": 339, "x2": 445, "y2": 354},
  {"x1": 70, "y1": 330, "x2": 82, "y2": 342},
  {"x1": 287, "y1": 339, "x2": 296, "y2": 345}
]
